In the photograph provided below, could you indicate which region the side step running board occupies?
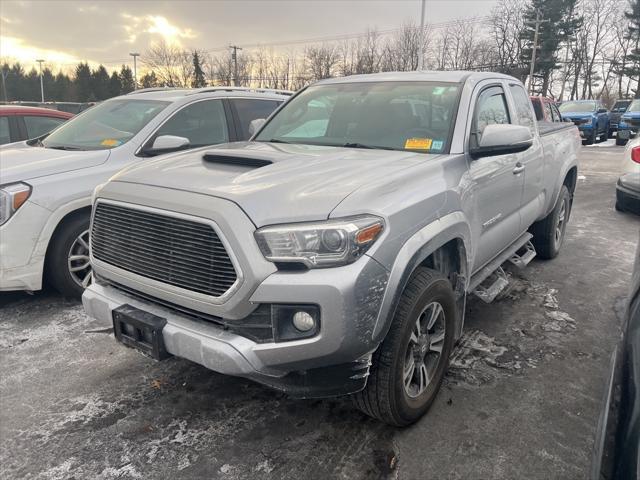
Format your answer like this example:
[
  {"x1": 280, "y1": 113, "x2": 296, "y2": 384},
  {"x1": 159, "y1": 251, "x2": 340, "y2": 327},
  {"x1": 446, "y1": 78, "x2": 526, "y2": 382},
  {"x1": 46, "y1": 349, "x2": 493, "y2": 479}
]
[
  {"x1": 469, "y1": 232, "x2": 536, "y2": 303},
  {"x1": 473, "y1": 266, "x2": 509, "y2": 303},
  {"x1": 508, "y1": 241, "x2": 536, "y2": 269}
]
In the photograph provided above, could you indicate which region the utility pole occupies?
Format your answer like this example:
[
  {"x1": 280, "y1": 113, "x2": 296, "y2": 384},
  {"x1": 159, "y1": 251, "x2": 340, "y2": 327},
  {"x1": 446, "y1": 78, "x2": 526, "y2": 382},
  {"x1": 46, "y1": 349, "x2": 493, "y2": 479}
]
[
  {"x1": 229, "y1": 45, "x2": 242, "y2": 86},
  {"x1": 526, "y1": 10, "x2": 549, "y2": 95},
  {"x1": 36, "y1": 59, "x2": 45, "y2": 102},
  {"x1": 417, "y1": 0, "x2": 426, "y2": 70},
  {"x1": 129, "y1": 52, "x2": 140, "y2": 90},
  {"x1": 558, "y1": 41, "x2": 571, "y2": 102}
]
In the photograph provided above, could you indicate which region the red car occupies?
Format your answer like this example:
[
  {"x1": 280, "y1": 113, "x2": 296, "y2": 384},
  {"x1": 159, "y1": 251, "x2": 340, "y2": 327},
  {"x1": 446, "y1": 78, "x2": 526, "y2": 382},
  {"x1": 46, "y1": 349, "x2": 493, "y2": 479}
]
[
  {"x1": 530, "y1": 96, "x2": 563, "y2": 123},
  {"x1": 0, "y1": 105, "x2": 73, "y2": 145}
]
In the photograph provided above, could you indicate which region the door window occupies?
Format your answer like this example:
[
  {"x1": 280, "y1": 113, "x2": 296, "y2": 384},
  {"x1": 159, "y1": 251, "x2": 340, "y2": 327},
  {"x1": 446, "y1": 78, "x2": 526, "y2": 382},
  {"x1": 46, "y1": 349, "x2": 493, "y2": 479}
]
[
  {"x1": 23, "y1": 115, "x2": 66, "y2": 138},
  {"x1": 231, "y1": 99, "x2": 281, "y2": 139},
  {"x1": 0, "y1": 117, "x2": 11, "y2": 144},
  {"x1": 155, "y1": 100, "x2": 228, "y2": 148},
  {"x1": 543, "y1": 102, "x2": 554, "y2": 122},
  {"x1": 508, "y1": 84, "x2": 536, "y2": 133},
  {"x1": 472, "y1": 86, "x2": 510, "y2": 147}
]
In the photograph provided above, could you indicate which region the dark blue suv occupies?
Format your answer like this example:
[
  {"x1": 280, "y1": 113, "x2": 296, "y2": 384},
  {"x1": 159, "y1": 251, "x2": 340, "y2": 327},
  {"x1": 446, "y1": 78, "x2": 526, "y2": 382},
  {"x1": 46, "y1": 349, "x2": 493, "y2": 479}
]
[
  {"x1": 617, "y1": 99, "x2": 640, "y2": 146},
  {"x1": 559, "y1": 100, "x2": 609, "y2": 145}
]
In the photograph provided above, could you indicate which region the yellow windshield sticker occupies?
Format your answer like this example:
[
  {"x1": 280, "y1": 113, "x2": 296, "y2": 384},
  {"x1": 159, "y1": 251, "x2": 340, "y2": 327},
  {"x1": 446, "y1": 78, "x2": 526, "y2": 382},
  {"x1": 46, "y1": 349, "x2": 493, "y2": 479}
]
[
  {"x1": 101, "y1": 139, "x2": 121, "y2": 147},
  {"x1": 405, "y1": 138, "x2": 433, "y2": 150}
]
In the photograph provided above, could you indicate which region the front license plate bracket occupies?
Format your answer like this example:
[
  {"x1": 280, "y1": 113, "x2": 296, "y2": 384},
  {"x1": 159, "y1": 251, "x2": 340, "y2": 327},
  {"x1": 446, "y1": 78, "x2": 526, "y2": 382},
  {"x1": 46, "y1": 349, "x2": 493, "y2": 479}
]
[{"x1": 112, "y1": 305, "x2": 171, "y2": 360}]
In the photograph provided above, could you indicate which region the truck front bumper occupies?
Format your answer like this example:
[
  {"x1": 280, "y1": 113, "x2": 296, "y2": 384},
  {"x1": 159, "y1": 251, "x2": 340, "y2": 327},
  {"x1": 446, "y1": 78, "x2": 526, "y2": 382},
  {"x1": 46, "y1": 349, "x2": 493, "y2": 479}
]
[{"x1": 83, "y1": 255, "x2": 390, "y2": 398}]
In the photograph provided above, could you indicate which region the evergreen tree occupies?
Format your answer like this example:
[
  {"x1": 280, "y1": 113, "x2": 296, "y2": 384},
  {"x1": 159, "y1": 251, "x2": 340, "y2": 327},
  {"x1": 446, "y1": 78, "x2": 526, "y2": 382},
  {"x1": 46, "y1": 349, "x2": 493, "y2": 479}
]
[
  {"x1": 140, "y1": 71, "x2": 158, "y2": 88},
  {"x1": 624, "y1": 0, "x2": 640, "y2": 98},
  {"x1": 520, "y1": 0, "x2": 582, "y2": 96},
  {"x1": 192, "y1": 51, "x2": 206, "y2": 88},
  {"x1": 74, "y1": 62, "x2": 92, "y2": 101},
  {"x1": 90, "y1": 65, "x2": 110, "y2": 100},
  {"x1": 119, "y1": 65, "x2": 135, "y2": 93},
  {"x1": 54, "y1": 72, "x2": 73, "y2": 102},
  {"x1": 108, "y1": 71, "x2": 123, "y2": 98}
]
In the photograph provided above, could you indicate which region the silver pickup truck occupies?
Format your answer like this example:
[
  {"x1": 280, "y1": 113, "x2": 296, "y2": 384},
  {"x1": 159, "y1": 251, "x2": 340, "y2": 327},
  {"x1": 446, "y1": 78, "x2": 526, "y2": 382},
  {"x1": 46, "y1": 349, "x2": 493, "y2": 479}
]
[{"x1": 83, "y1": 72, "x2": 581, "y2": 426}]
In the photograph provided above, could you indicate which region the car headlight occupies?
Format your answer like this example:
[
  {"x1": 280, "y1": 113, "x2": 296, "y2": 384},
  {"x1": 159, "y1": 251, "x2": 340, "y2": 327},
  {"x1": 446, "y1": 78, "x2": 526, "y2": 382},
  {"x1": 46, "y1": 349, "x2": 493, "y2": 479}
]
[
  {"x1": 255, "y1": 215, "x2": 384, "y2": 268},
  {"x1": 580, "y1": 118, "x2": 592, "y2": 125},
  {"x1": 0, "y1": 183, "x2": 31, "y2": 226}
]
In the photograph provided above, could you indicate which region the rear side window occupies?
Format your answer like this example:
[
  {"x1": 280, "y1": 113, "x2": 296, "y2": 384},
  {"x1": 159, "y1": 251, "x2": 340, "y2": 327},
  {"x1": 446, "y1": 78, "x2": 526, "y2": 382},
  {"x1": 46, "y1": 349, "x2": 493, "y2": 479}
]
[
  {"x1": 508, "y1": 84, "x2": 536, "y2": 133},
  {"x1": 543, "y1": 102, "x2": 554, "y2": 122},
  {"x1": 155, "y1": 100, "x2": 228, "y2": 148},
  {"x1": 232, "y1": 99, "x2": 281, "y2": 139},
  {"x1": 23, "y1": 115, "x2": 66, "y2": 138},
  {"x1": 0, "y1": 117, "x2": 11, "y2": 144}
]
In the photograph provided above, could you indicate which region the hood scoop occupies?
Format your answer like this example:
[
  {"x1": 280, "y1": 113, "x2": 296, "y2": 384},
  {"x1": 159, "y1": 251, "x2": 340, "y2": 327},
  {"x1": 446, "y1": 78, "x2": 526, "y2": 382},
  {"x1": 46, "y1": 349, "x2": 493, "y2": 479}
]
[{"x1": 202, "y1": 152, "x2": 272, "y2": 168}]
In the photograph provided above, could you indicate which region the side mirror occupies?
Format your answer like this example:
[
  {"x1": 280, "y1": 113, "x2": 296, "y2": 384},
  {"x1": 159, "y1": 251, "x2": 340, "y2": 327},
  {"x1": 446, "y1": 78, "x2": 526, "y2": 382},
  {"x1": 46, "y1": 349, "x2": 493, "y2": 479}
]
[
  {"x1": 248, "y1": 118, "x2": 266, "y2": 137},
  {"x1": 470, "y1": 124, "x2": 533, "y2": 159},
  {"x1": 598, "y1": 108, "x2": 608, "y2": 114},
  {"x1": 142, "y1": 135, "x2": 189, "y2": 156}
]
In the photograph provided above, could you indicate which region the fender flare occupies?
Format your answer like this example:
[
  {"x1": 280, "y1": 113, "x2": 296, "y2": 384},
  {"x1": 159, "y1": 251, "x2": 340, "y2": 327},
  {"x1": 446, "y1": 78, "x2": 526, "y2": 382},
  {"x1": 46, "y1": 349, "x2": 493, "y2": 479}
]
[
  {"x1": 32, "y1": 197, "x2": 92, "y2": 265},
  {"x1": 371, "y1": 211, "x2": 472, "y2": 344}
]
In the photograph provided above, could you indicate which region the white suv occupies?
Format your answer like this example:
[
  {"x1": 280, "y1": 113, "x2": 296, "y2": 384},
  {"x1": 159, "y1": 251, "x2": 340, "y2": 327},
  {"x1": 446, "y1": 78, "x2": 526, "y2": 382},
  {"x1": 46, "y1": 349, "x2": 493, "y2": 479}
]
[{"x1": 0, "y1": 87, "x2": 290, "y2": 297}]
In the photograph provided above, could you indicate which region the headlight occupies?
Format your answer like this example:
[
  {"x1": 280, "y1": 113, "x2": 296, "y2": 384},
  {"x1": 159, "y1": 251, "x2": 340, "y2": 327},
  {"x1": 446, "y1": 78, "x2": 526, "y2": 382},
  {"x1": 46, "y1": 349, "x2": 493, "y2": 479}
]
[
  {"x1": 579, "y1": 118, "x2": 592, "y2": 125},
  {"x1": 255, "y1": 215, "x2": 384, "y2": 268},
  {"x1": 0, "y1": 182, "x2": 31, "y2": 226}
]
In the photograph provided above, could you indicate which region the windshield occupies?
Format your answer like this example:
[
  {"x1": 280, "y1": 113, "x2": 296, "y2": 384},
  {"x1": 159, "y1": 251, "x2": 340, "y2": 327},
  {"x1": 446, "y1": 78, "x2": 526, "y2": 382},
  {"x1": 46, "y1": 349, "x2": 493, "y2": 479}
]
[
  {"x1": 627, "y1": 100, "x2": 640, "y2": 113},
  {"x1": 42, "y1": 99, "x2": 169, "y2": 150},
  {"x1": 255, "y1": 81, "x2": 461, "y2": 154},
  {"x1": 558, "y1": 101, "x2": 596, "y2": 113},
  {"x1": 612, "y1": 101, "x2": 631, "y2": 112}
]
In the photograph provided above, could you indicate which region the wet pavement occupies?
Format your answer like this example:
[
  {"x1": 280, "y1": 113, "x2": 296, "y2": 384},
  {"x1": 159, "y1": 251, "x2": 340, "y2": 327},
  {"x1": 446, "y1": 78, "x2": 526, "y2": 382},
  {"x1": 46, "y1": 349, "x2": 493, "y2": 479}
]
[{"x1": 1, "y1": 142, "x2": 638, "y2": 479}]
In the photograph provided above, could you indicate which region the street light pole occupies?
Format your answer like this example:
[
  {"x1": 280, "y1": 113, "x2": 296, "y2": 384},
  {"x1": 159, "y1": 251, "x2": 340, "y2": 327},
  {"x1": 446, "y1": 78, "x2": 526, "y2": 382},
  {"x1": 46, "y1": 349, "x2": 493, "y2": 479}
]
[
  {"x1": 36, "y1": 59, "x2": 45, "y2": 102},
  {"x1": 229, "y1": 45, "x2": 242, "y2": 86},
  {"x1": 417, "y1": 0, "x2": 426, "y2": 70},
  {"x1": 129, "y1": 52, "x2": 140, "y2": 90}
]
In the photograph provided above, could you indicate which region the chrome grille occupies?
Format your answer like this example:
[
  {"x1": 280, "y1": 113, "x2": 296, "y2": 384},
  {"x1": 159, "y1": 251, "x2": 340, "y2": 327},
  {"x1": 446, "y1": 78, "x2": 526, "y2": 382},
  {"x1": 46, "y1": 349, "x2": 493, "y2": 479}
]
[{"x1": 91, "y1": 202, "x2": 237, "y2": 297}]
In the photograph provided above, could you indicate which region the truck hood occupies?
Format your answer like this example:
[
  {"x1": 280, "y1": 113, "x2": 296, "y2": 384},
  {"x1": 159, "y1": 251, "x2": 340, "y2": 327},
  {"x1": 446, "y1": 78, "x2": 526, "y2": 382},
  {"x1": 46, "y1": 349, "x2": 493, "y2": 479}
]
[
  {"x1": 110, "y1": 141, "x2": 433, "y2": 226},
  {"x1": 622, "y1": 112, "x2": 640, "y2": 120},
  {"x1": 0, "y1": 144, "x2": 110, "y2": 184}
]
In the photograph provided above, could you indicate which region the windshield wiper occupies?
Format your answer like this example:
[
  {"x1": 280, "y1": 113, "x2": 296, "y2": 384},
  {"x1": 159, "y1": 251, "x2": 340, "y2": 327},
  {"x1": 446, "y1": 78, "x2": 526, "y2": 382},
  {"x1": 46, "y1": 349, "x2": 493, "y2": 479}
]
[
  {"x1": 46, "y1": 145, "x2": 83, "y2": 151},
  {"x1": 342, "y1": 142, "x2": 397, "y2": 151}
]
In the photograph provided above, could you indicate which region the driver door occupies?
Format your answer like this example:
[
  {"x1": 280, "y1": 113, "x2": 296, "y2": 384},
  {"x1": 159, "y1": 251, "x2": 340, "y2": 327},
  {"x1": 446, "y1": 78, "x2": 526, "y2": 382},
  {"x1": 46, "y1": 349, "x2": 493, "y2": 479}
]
[{"x1": 468, "y1": 84, "x2": 525, "y2": 272}]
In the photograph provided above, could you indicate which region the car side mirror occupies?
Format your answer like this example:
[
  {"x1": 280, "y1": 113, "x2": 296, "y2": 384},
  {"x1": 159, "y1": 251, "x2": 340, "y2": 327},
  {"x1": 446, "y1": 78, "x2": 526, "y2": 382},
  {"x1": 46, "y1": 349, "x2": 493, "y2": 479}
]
[
  {"x1": 598, "y1": 108, "x2": 608, "y2": 114},
  {"x1": 248, "y1": 118, "x2": 266, "y2": 137},
  {"x1": 142, "y1": 135, "x2": 190, "y2": 156},
  {"x1": 470, "y1": 124, "x2": 533, "y2": 159}
]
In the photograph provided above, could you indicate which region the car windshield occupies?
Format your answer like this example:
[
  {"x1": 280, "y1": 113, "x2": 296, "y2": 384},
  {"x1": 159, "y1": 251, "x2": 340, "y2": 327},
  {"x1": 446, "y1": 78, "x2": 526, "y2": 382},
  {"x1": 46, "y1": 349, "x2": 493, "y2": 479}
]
[
  {"x1": 612, "y1": 101, "x2": 631, "y2": 112},
  {"x1": 255, "y1": 81, "x2": 461, "y2": 154},
  {"x1": 558, "y1": 101, "x2": 596, "y2": 113},
  {"x1": 41, "y1": 99, "x2": 169, "y2": 150},
  {"x1": 627, "y1": 100, "x2": 640, "y2": 112}
]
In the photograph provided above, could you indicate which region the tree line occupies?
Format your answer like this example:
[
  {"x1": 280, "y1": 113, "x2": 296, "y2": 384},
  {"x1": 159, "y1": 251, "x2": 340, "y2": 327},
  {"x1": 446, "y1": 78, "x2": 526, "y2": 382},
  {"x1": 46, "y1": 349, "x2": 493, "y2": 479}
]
[{"x1": 1, "y1": 0, "x2": 638, "y2": 104}]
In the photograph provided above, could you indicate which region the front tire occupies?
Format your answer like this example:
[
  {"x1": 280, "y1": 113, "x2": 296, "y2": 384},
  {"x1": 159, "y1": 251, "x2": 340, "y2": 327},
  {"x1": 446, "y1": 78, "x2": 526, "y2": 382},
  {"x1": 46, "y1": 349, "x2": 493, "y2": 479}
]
[
  {"x1": 530, "y1": 185, "x2": 571, "y2": 260},
  {"x1": 46, "y1": 214, "x2": 92, "y2": 298},
  {"x1": 352, "y1": 267, "x2": 457, "y2": 426},
  {"x1": 616, "y1": 137, "x2": 628, "y2": 146}
]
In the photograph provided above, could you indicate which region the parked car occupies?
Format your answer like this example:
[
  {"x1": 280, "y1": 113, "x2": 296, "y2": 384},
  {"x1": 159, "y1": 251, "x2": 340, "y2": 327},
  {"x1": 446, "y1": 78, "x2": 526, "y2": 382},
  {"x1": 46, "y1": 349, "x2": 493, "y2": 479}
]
[
  {"x1": 608, "y1": 99, "x2": 633, "y2": 138},
  {"x1": 0, "y1": 105, "x2": 73, "y2": 145},
  {"x1": 591, "y1": 245, "x2": 640, "y2": 479},
  {"x1": 559, "y1": 99, "x2": 610, "y2": 145},
  {"x1": 0, "y1": 87, "x2": 290, "y2": 297},
  {"x1": 617, "y1": 99, "x2": 640, "y2": 146},
  {"x1": 83, "y1": 71, "x2": 581, "y2": 426},
  {"x1": 615, "y1": 136, "x2": 640, "y2": 214},
  {"x1": 530, "y1": 95, "x2": 563, "y2": 123}
]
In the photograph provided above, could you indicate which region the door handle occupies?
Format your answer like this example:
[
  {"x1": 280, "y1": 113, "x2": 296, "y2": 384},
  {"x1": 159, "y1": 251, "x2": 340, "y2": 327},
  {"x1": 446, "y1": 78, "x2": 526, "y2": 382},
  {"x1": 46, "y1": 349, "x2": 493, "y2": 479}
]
[{"x1": 513, "y1": 163, "x2": 525, "y2": 175}]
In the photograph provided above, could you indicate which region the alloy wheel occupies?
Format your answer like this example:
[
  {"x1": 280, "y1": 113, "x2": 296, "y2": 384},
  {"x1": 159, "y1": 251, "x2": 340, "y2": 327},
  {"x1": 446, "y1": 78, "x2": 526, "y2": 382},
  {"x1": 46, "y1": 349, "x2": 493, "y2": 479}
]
[{"x1": 68, "y1": 229, "x2": 92, "y2": 288}]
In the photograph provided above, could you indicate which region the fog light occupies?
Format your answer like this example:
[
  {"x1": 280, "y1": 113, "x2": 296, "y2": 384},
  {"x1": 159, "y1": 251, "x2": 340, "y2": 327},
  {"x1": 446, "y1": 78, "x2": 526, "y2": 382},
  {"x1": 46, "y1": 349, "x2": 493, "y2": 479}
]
[{"x1": 292, "y1": 311, "x2": 315, "y2": 332}]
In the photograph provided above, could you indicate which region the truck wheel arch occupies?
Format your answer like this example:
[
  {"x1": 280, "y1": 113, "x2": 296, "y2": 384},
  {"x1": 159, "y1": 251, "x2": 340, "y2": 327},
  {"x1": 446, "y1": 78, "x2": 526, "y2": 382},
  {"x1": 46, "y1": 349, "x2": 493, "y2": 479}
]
[{"x1": 371, "y1": 213, "x2": 471, "y2": 345}]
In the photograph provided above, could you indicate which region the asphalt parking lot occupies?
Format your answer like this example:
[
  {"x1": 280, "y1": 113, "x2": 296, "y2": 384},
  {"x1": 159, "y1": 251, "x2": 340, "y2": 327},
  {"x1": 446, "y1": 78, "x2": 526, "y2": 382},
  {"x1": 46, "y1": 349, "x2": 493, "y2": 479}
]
[{"x1": 1, "y1": 141, "x2": 638, "y2": 480}]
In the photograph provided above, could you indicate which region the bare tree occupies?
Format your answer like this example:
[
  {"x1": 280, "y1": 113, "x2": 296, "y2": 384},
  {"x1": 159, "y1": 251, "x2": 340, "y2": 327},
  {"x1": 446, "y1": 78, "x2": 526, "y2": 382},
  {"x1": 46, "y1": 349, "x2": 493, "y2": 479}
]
[
  {"x1": 305, "y1": 44, "x2": 340, "y2": 80},
  {"x1": 490, "y1": 0, "x2": 527, "y2": 76},
  {"x1": 142, "y1": 40, "x2": 193, "y2": 87}
]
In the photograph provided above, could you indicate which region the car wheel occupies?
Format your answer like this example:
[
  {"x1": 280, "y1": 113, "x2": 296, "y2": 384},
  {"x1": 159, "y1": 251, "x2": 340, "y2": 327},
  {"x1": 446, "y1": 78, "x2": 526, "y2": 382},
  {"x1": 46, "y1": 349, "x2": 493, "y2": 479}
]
[
  {"x1": 585, "y1": 130, "x2": 596, "y2": 145},
  {"x1": 352, "y1": 267, "x2": 456, "y2": 426},
  {"x1": 530, "y1": 185, "x2": 571, "y2": 260},
  {"x1": 616, "y1": 138, "x2": 628, "y2": 146},
  {"x1": 46, "y1": 214, "x2": 92, "y2": 298}
]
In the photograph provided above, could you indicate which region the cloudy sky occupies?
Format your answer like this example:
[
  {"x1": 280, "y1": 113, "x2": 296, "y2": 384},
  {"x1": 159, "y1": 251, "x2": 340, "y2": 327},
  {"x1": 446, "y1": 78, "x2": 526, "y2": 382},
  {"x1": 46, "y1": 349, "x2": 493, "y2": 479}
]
[{"x1": 0, "y1": 0, "x2": 497, "y2": 71}]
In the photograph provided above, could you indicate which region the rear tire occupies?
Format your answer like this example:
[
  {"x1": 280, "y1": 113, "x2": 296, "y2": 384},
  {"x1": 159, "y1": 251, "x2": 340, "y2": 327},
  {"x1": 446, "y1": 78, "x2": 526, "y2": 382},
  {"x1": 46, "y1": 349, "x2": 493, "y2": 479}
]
[
  {"x1": 352, "y1": 267, "x2": 457, "y2": 426},
  {"x1": 530, "y1": 185, "x2": 571, "y2": 260},
  {"x1": 616, "y1": 137, "x2": 628, "y2": 146},
  {"x1": 46, "y1": 214, "x2": 92, "y2": 298}
]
